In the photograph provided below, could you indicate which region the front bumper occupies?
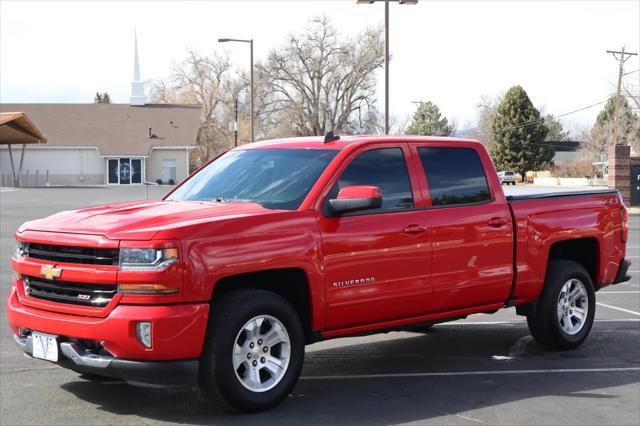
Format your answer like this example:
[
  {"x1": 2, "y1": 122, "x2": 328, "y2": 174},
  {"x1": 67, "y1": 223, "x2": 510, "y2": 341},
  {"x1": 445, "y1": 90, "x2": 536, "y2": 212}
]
[
  {"x1": 7, "y1": 287, "x2": 210, "y2": 386},
  {"x1": 14, "y1": 334, "x2": 198, "y2": 387},
  {"x1": 7, "y1": 287, "x2": 209, "y2": 360}
]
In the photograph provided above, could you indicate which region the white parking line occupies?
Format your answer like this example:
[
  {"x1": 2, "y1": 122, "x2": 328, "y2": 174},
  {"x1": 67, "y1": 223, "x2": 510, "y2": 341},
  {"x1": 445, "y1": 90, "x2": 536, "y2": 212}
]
[
  {"x1": 438, "y1": 319, "x2": 640, "y2": 326},
  {"x1": 599, "y1": 291, "x2": 640, "y2": 294},
  {"x1": 302, "y1": 367, "x2": 640, "y2": 381},
  {"x1": 597, "y1": 302, "x2": 640, "y2": 317}
]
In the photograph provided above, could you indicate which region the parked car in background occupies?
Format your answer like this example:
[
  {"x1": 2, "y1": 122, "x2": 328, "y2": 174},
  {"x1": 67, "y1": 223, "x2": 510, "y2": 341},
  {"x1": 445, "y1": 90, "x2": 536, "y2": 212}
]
[
  {"x1": 7, "y1": 135, "x2": 631, "y2": 413},
  {"x1": 498, "y1": 170, "x2": 517, "y2": 185}
]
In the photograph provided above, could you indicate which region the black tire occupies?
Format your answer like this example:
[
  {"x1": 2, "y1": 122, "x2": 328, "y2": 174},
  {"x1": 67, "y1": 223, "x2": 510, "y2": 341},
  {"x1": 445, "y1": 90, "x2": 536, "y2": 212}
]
[
  {"x1": 199, "y1": 289, "x2": 305, "y2": 413},
  {"x1": 527, "y1": 260, "x2": 596, "y2": 350}
]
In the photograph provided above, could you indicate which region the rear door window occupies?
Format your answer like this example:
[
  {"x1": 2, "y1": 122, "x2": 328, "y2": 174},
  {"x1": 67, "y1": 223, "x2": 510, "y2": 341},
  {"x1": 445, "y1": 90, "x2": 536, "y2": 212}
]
[{"x1": 418, "y1": 147, "x2": 492, "y2": 206}]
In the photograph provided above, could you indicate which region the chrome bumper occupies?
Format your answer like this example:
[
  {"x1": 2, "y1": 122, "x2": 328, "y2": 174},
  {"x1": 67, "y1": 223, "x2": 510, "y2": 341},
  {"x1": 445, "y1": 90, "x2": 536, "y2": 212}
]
[{"x1": 13, "y1": 334, "x2": 198, "y2": 388}]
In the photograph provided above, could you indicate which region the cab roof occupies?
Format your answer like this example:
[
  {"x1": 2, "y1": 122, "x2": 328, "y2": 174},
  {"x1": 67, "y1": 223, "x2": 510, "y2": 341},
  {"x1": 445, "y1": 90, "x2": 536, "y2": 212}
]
[{"x1": 239, "y1": 135, "x2": 483, "y2": 150}]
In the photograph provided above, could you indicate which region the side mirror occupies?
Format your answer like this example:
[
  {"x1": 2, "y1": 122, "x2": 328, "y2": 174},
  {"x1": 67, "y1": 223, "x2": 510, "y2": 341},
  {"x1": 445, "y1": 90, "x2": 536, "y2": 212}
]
[{"x1": 328, "y1": 185, "x2": 382, "y2": 216}]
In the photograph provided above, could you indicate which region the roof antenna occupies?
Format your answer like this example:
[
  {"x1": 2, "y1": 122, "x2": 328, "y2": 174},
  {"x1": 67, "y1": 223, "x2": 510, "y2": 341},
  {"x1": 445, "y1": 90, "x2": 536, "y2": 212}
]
[{"x1": 324, "y1": 131, "x2": 340, "y2": 143}]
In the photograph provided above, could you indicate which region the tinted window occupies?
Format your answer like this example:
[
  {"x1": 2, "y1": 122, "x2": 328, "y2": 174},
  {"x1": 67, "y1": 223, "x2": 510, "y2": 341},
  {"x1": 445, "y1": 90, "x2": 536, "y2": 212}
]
[
  {"x1": 327, "y1": 148, "x2": 414, "y2": 213},
  {"x1": 167, "y1": 149, "x2": 337, "y2": 210},
  {"x1": 418, "y1": 147, "x2": 491, "y2": 206}
]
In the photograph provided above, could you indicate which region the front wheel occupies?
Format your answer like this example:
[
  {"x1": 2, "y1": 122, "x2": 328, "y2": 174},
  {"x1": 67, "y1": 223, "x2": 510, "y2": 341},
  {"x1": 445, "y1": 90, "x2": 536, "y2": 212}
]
[
  {"x1": 527, "y1": 261, "x2": 596, "y2": 350},
  {"x1": 199, "y1": 289, "x2": 305, "y2": 413}
]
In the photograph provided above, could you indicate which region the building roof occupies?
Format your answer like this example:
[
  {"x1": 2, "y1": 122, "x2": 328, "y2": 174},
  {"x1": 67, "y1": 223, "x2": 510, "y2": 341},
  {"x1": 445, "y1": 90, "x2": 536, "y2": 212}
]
[
  {"x1": 0, "y1": 103, "x2": 201, "y2": 156},
  {"x1": 0, "y1": 112, "x2": 48, "y2": 145}
]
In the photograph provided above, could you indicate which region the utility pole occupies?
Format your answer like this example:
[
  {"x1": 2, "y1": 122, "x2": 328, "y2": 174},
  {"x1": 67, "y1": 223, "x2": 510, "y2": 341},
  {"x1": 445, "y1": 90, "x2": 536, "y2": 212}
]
[
  {"x1": 356, "y1": 0, "x2": 418, "y2": 134},
  {"x1": 384, "y1": 0, "x2": 390, "y2": 134},
  {"x1": 219, "y1": 38, "x2": 255, "y2": 142},
  {"x1": 234, "y1": 98, "x2": 239, "y2": 147},
  {"x1": 606, "y1": 46, "x2": 638, "y2": 144}
]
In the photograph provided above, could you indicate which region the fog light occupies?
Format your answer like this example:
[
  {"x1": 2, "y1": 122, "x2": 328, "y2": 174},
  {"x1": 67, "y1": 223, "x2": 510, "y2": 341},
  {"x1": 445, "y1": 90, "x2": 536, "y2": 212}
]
[{"x1": 136, "y1": 321, "x2": 152, "y2": 348}]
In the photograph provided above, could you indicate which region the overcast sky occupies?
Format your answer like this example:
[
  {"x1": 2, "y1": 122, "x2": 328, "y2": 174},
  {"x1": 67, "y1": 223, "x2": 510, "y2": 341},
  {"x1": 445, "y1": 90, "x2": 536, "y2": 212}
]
[{"x1": 1, "y1": 0, "x2": 639, "y2": 134}]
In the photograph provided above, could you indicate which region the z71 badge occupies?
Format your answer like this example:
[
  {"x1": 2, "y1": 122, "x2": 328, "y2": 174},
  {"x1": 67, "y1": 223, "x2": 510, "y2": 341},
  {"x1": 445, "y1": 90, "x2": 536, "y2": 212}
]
[{"x1": 332, "y1": 277, "x2": 376, "y2": 288}]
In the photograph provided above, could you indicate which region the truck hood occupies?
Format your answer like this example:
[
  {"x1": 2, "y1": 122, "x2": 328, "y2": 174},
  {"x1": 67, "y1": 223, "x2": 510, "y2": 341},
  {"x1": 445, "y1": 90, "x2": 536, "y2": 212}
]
[{"x1": 18, "y1": 199, "x2": 273, "y2": 240}]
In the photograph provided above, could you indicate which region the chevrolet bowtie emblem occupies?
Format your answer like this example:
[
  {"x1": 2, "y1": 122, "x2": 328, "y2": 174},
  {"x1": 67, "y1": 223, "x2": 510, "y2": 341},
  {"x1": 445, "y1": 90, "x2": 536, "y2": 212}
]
[{"x1": 40, "y1": 265, "x2": 62, "y2": 280}]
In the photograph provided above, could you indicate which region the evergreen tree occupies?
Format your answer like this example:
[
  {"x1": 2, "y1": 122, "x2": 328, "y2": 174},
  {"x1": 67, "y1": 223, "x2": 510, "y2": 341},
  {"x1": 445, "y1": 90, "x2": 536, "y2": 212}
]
[
  {"x1": 491, "y1": 86, "x2": 553, "y2": 178},
  {"x1": 544, "y1": 114, "x2": 570, "y2": 141},
  {"x1": 405, "y1": 101, "x2": 453, "y2": 136}
]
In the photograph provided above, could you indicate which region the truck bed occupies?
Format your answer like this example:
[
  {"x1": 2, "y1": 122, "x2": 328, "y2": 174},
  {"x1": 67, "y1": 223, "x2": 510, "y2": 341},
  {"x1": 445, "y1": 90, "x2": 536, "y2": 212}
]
[{"x1": 505, "y1": 187, "x2": 626, "y2": 305}]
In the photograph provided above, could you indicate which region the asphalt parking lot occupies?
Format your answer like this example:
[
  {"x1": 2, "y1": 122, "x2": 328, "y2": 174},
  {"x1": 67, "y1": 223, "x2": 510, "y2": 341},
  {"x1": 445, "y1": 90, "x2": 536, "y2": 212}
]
[{"x1": 1, "y1": 186, "x2": 638, "y2": 425}]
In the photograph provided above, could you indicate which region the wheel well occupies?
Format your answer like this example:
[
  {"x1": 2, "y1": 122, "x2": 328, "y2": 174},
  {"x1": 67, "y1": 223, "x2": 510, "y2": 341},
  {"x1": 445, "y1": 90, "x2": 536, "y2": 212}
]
[
  {"x1": 548, "y1": 238, "x2": 598, "y2": 282},
  {"x1": 212, "y1": 268, "x2": 313, "y2": 342}
]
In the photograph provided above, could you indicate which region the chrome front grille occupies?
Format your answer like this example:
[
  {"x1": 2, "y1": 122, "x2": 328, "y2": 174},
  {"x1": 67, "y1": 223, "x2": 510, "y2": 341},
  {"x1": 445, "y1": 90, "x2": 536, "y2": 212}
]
[
  {"x1": 23, "y1": 276, "x2": 116, "y2": 307},
  {"x1": 21, "y1": 242, "x2": 119, "y2": 266}
]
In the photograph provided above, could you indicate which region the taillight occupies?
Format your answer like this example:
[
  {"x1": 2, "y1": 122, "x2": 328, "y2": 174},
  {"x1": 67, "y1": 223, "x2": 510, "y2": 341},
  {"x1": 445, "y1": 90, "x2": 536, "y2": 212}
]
[{"x1": 620, "y1": 206, "x2": 628, "y2": 243}]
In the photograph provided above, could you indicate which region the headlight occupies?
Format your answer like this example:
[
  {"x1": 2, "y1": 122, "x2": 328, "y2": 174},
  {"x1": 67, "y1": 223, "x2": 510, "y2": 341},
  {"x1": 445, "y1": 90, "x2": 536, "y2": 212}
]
[{"x1": 119, "y1": 247, "x2": 179, "y2": 271}]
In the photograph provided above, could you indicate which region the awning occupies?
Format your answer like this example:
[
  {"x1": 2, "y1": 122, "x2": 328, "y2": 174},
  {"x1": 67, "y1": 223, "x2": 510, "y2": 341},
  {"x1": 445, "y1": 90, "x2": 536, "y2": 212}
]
[
  {"x1": 0, "y1": 112, "x2": 47, "y2": 186},
  {"x1": 0, "y1": 112, "x2": 47, "y2": 145}
]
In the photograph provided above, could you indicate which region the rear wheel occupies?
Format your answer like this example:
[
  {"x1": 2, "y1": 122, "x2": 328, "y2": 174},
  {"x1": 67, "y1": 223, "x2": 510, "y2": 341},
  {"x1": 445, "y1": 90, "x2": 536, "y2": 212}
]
[
  {"x1": 199, "y1": 289, "x2": 305, "y2": 413},
  {"x1": 527, "y1": 261, "x2": 595, "y2": 350}
]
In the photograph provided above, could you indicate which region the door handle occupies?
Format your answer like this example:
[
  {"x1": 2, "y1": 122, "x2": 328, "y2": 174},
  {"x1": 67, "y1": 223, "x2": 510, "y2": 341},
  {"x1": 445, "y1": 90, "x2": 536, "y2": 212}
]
[
  {"x1": 487, "y1": 217, "x2": 509, "y2": 227},
  {"x1": 403, "y1": 225, "x2": 427, "y2": 234}
]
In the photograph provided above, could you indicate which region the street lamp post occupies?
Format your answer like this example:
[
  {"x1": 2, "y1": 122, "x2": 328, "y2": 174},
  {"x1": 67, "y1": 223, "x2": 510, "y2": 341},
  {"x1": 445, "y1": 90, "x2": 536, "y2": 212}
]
[
  {"x1": 356, "y1": 0, "x2": 418, "y2": 134},
  {"x1": 218, "y1": 38, "x2": 254, "y2": 143}
]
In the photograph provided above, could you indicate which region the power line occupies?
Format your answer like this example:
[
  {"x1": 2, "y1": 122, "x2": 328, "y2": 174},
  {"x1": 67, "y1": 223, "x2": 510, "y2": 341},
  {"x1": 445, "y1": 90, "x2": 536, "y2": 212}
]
[{"x1": 503, "y1": 97, "x2": 611, "y2": 131}]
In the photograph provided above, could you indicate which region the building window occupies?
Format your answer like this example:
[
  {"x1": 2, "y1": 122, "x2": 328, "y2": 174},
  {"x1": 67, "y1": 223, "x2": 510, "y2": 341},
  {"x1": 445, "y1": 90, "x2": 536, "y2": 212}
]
[
  {"x1": 131, "y1": 159, "x2": 142, "y2": 184},
  {"x1": 108, "y1": 159, "x2": 118, "y2": 184},
  {"x1": 161, "y1": 159, "x2": 177, "y2": 184},
  {"x1": 119, "y1": 159, "x2": 131, "y2": 185},
  {"x1": 106, "y1": 158, "x2": 144, "y2": 184}
]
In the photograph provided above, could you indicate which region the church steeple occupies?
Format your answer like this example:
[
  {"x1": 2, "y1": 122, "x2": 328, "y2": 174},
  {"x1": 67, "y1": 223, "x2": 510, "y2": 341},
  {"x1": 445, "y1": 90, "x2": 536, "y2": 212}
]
[{"x1": 130, "y1": 29, "x2": 147, "y2": 106}]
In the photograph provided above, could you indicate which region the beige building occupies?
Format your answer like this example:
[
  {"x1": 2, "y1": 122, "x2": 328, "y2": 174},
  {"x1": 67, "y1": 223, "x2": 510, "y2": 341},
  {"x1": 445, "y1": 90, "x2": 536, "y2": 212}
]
[
  {"x1": 0, "y1": 33, "x2": 201, "y2": 187},
  {"x1": 0, "y1": 103, "x2": 200, "y2": 186}
]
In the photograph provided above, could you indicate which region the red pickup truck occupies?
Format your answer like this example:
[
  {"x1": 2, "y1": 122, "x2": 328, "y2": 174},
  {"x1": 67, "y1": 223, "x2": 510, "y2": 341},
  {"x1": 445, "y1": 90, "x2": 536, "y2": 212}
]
[{"x1": 7, "y1": 135, "x2": 631, "y2": 412}]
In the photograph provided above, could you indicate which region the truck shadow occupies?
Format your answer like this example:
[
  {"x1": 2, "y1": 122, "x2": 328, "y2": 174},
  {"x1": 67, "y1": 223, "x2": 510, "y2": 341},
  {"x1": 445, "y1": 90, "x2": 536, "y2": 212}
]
[{"x1": 60, "y1": 324, "x2": 640, "y2": 424}]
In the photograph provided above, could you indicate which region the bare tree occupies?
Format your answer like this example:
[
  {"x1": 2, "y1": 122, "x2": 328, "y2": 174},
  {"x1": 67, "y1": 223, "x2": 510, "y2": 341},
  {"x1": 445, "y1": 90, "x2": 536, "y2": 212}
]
[
  {"x1": 150, "y1": 49, "x2": 248, "y2": 164},
  {"x1": 256, "y1": 16, "x2": 384, "y2": 137},
  {"x1": 466, "y1": 95, "x2": 502, "y2": 149}
]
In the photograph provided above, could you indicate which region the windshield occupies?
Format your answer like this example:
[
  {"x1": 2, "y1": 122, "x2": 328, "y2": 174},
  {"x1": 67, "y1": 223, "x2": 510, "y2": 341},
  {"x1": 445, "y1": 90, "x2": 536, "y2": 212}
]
[{"x1": 167, "y1": 148, "x2": 338, "y2": 210}]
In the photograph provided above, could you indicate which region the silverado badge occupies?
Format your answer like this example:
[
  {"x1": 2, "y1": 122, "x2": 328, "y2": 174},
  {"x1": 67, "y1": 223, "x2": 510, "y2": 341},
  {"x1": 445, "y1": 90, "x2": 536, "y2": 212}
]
[{"x1": 40, "y1": 265, "x2": 62, "y2": 280}]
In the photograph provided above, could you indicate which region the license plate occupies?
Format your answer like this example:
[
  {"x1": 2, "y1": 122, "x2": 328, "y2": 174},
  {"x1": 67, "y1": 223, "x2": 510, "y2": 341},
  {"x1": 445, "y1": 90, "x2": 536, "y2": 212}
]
[{"x1": 32, "y1": 332, "x2": 58, "y2": 362}]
